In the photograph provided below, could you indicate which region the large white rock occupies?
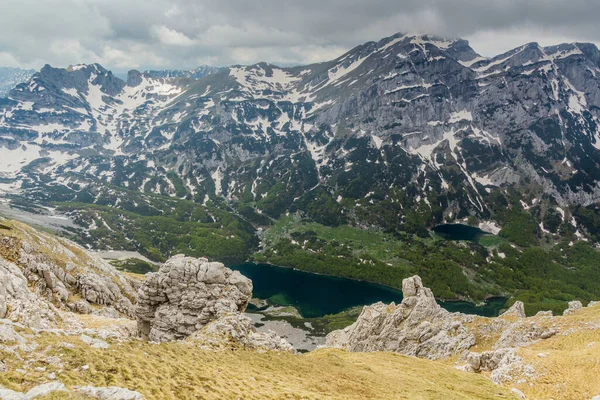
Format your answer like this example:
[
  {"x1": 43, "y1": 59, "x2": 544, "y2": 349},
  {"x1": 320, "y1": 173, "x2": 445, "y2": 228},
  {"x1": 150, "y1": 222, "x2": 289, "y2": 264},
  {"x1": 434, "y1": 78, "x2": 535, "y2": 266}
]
[
  {"x1": 25, "y1": 382, "x2": 67, "y2": 399},
  {"x1": 0, "y1": 387, "x2": 26, "y2": 400},
  {"x1": 76, "y1": 386, "x2": 143, "y2": 400},
  {"x1": 135, "y1": 255, "x2": 252, "y2": 342}
]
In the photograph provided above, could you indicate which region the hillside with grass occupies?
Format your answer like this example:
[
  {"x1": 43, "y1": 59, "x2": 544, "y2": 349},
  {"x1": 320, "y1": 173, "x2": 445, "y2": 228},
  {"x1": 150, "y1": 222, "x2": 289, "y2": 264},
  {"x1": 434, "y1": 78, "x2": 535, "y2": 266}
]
[{"x1": 0, "y1": 318, "x2": 517, "y2": 400}]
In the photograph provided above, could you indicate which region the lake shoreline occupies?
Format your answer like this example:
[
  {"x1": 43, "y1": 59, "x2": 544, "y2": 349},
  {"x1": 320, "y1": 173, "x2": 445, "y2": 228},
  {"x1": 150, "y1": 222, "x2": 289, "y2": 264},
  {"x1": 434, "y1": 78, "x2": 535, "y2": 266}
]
[{"x1": 238, "y1": 260, "x2": 508, "y2": 311}]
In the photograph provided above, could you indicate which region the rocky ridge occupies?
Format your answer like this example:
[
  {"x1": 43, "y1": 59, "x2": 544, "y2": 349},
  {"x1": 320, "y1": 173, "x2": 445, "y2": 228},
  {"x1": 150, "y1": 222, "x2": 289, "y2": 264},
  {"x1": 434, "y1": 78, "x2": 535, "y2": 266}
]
[
  {"x1": 0, "y1": 218, "x2": 136, "y2": 325},
  {"x1": 2, "y1": 33, "x2": 600, "y2": 245},
  {"x1": 326, "y1": 275, "x2": 600, "y2": 393}
]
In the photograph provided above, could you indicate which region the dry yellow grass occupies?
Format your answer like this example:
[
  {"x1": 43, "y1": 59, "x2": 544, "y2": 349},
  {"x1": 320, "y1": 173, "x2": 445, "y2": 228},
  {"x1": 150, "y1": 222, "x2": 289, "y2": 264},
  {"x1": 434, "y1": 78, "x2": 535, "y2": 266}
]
[
  {"x1": 0, "y1": 330, "x2": 517, "y2": 400},
  {"x1": 507, "y1": 305, "x2": 600, "y2": 400}
]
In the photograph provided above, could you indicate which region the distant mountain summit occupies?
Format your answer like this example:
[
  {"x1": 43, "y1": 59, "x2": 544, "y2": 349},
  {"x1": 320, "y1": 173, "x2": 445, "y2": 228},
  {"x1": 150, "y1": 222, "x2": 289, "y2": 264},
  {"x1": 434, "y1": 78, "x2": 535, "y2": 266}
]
[
  {"x1": 144, "y1": 65, "x2": 223, "y2": 80},
  {"x1": 2, "y1": 32, "x2": 600, "y2": 242}
]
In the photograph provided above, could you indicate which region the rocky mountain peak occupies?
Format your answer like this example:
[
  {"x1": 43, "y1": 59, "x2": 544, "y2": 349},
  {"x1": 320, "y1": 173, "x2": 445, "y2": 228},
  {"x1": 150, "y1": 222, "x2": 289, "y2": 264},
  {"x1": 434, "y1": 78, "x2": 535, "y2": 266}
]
[
  {"x1": 127, "y1": 69, "x2": 143, "y2": 87},
  {"x1": 2, "y1": 31, "x2": 600, "y2": 246}
]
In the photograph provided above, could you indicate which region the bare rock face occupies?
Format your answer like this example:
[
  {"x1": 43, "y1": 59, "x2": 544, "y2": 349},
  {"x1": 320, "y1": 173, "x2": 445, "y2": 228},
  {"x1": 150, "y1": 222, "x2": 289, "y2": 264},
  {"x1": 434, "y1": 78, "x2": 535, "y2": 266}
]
[
  {"x1": 186, "y1": 314, "x2": 294, "y2": 353},
  {"x1": 325, "y1": 275, "x2": 585, "y2": 385},
  {"x1": 326, "y1": 276, "x2": 476, "y2": 360},
  {"x1": 0, "y1": 259, "x2": 58, "y2": 329},
  {"x1": 135, "y1": 255, "x2": 252, "y2": 342},
  {"x1": 0, "y1": 220, "x2": 137, "y2": 324}
]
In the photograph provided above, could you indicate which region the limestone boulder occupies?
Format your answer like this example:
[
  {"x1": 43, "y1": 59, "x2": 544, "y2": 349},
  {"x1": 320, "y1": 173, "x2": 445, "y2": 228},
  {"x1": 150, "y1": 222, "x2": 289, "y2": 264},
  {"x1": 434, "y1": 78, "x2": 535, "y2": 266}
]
[{"x1": 135, "y1": 255, "x2": 252, "y2": 342}]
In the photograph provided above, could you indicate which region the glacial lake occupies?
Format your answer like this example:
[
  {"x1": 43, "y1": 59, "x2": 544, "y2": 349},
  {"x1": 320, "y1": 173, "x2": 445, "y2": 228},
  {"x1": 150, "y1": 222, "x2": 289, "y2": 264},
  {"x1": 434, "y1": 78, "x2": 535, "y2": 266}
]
[
  {"x1": 231, "y1": 263, "x2": 507, "y2": 318},
  {"x1": 432, "y1": 223, "x2": 488, "y2": 241}
]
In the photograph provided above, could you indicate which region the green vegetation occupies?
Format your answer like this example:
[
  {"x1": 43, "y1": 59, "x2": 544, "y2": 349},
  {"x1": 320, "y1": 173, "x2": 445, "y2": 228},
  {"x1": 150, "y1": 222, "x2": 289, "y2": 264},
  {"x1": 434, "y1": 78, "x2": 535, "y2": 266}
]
[
  {"x1": 253, "y1": 215, "x2": 497, "y2": 301},
  {"x1": 31, "y1": 175, "x2": 600, "y2": 317},
  {"x1": 253, "y1": 215, "x2": 600, "y2": 315},
  {"x1": 55, "y1": 191, "x2": 258, "y2": 265},
  {"x1": 498, "y1": 209, "x2": 539, "y2": 247}
]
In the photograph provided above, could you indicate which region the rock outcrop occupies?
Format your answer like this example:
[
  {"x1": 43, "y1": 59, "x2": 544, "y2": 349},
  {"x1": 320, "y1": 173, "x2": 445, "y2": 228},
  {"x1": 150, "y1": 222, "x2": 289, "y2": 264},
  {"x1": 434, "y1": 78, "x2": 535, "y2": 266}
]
[
  {"x1": 0, "y1": 259, "x2": 58, "y2": 329},
  {"x1": 186, "y1": 314, "x2": 295, "y2": 352},
  {"x1": 563, "y1": 300, "x2": 583, "y2": 315},
  {"x1": 76, "y1": 386, "x2": 143, "y2": 399},
  {"x1": 326, "y1": 276, "x2": 476, "y2": 359},
  {"x1": 135, "y1": 255, "x2": 253, "y2": 342},
  {"x1": 326, "y1": 275, "x2": 592, "y2": 385},
  {"x1": 0, "y1": 219, "x2": 137, "y2": 325}
]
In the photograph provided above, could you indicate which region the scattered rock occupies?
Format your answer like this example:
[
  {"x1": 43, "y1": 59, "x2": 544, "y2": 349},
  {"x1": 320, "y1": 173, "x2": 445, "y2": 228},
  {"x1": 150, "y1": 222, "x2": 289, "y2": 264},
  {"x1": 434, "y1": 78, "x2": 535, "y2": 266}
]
[
  {"x1": 535, "y1": 310, "x2": 553, "y2": 317},
  {"x1": 187, "y1": 314, "x2": 294, "y2": 353},
  {"x1": 0, "y1": 384, "x2": 141, "y2": 400},
  {"x1": 466, "y1": 349, "x2": 512, "y2": 373},
  {"x1": 0, "y1": 322, "x2": 26, "y2": 344},
  {"x1": 80, "y1": 334, "x2": 109, "y2": 349},
  {"x1": 135, "y1": 255, "x2": 252, "y2": 342},
  {"x1": 540, "y1": 329, "x2": 557, "y2": 339},
  {"x1": 511, "y1": 388, "x2": 527, "y2": 399},
  {"x1": 68, "y1": 299, "x2": 92, "y2": 314},
  {"x1": 588, "y1": 301, "x2": 599, "y2": 308}
]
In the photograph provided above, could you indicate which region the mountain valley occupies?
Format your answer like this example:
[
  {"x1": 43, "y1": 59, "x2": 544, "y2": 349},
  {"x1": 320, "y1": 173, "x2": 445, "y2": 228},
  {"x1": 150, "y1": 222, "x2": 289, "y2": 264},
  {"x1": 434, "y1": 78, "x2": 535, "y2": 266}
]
[{"x1": 2, "y1": 33, "x2": 600, "y2": 314}]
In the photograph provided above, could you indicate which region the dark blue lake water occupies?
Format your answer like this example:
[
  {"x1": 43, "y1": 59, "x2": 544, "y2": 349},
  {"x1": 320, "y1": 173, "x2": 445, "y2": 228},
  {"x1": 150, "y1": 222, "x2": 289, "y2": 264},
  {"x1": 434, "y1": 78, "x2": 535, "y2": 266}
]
[
  {"x1": 231, "y1": 263, "x2": 506, "y2": 318},
  {"x1": 432, "y1": 223, "x2": 487, "y2": 241}
]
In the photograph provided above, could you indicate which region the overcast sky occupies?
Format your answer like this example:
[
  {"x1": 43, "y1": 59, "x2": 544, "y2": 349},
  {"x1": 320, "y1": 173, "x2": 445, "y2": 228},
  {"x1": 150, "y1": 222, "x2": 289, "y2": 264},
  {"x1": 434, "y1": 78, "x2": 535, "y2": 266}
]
[{"x1": 1, "y1": 0, "x2": 599, "y2": 72}]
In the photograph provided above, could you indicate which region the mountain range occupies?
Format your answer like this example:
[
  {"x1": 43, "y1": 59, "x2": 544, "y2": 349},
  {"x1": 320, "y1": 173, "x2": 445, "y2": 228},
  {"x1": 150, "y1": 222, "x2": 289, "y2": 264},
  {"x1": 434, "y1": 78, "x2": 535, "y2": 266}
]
[{"x1": 1, "y1": 32, "x2": 600, "y2": 260}]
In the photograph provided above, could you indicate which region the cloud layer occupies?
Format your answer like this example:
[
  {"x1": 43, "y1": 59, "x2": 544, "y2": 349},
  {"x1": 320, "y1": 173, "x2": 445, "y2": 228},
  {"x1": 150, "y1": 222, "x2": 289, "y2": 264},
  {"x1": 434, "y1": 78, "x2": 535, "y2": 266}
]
[{"x1": 2, "y1": 0, "x2": 600, "y2": 72}]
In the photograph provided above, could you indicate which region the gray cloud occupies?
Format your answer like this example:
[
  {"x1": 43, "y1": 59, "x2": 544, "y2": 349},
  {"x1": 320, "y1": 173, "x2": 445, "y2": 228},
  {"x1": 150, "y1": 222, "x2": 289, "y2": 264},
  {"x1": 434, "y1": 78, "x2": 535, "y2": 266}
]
[{"x1": 1, "y1": 0, "x2": 599, "y2": 72}]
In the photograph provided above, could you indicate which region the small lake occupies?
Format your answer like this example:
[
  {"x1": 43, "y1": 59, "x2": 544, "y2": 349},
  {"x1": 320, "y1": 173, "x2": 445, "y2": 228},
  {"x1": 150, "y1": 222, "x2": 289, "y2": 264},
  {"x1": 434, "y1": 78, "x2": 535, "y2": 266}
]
[
  {"x1": 432, "y1": 223, "x2": 487, "y2": 241},
  {"x1": 231, "y1": 263, "x2": 506, "y2": 318}
]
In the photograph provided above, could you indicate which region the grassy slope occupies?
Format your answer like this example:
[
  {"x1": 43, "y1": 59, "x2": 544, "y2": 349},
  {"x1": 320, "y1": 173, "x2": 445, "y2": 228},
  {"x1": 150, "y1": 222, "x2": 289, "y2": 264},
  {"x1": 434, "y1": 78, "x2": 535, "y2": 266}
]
[
  {"x1": 511, "y1": 305, "x2": 600, "y2": 400},
  {"x1": 460, "y1": 304, "x2": 600, "y2": 400},
  {"x1": 0, "y1": 329, "x2": 515, "y2": 400}
]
